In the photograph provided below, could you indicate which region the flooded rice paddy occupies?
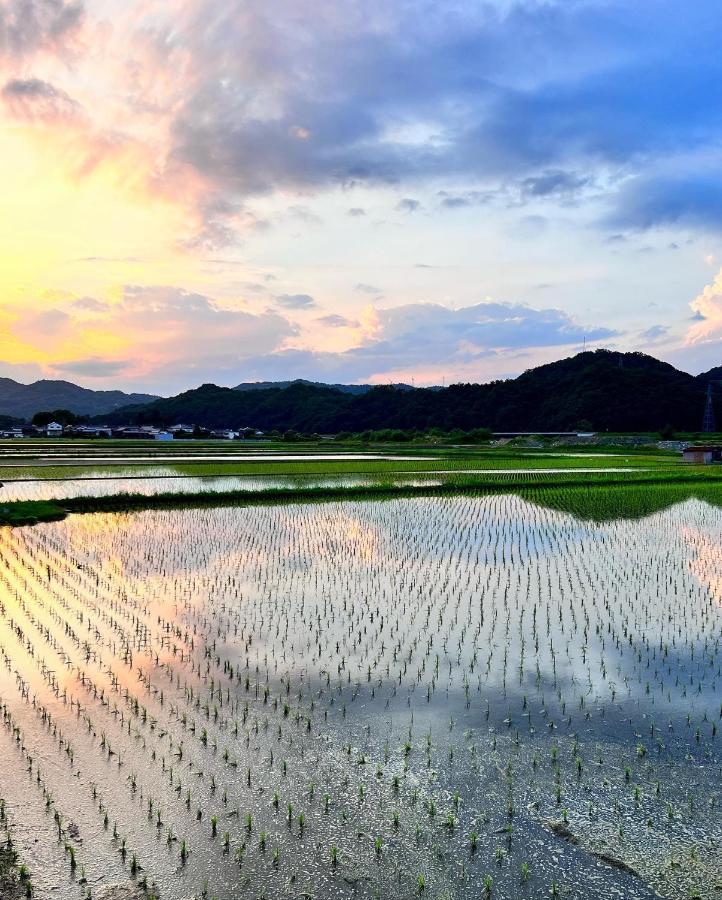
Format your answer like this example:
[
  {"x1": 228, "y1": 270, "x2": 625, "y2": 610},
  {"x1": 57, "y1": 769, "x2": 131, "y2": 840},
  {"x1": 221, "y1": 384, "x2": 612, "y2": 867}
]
[
  {"x1": 0, "y1": 474, "x2": 439, "y2": 502},
  {"x1": 0, "y1": 493, "x2": 720, "y2": 899},
  {"x1": 0, "y1": 454, "x2": 433, "y2": 466},
  {"x1": 0, "y1": 470, "x2": 645, "y2": 502}
]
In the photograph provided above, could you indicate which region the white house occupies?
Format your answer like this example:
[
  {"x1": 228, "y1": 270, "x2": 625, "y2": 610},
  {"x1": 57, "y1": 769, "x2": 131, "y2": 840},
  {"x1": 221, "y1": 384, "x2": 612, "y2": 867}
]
[{"x1": 46, "y1": 422, "x2": 63, "y2": 437}]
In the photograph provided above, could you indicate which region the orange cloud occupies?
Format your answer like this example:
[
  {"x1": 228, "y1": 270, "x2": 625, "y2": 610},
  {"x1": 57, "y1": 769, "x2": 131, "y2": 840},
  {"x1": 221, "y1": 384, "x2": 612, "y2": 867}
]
[
  {"x1": 686, "y1": 267, "x2": 722, "y2": 344},
  {"x1": 0, "y1": 285, "x2": 296, "y2": 387}
]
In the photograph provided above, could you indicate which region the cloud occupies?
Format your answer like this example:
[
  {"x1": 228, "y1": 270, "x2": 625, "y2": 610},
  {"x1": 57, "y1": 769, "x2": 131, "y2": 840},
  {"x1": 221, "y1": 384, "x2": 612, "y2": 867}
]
[
  {"x1": 355, "y1": 283, "x2": 381, "y2": 295},
  {"x1": 52, "y1": 357, "x2": 131, "y2": 377},
  {"x1": 687, "y1": 268, "x2": 722, "y2": 344},
  {"x1": 4, "y1": 0, "x2": 722, "y2": 246},
  {"x1": 275, "y1": 293, "x2": 316, "y2": 310},
  {"x1": 347, "y1": 207, "x2": 365, "y2": 217},
  {"x1": 609, "y1": 174, "x2": 722, "y2": 231},
  {"x1": 7, "y1": 286, "x2": 295, "y2": 389},
  {"x1": 316, "y1": 314, "x2": 358, "y2": 328},
  {"x1": 0, "y1": 0, "x2": 84, "y2": 60},
  {"x1": 640, "y1": 324, "x2": 669, "y2": 343},
  {"x1": 13, "y1": 308, "x2": 72, "y2": 345},
  {"x1": 518, "y1": 170, "x2": 592, "y2": 202},
  {"x1": 92, "y1": 0, "x2": 719, "y2": 243},
  {"x1": 437, "y1": 190, "x2": 493, "y2": 210},
  {"x1": 397, "y1": 198, "x2": 420, "y2": 213},
  {"x1": 69, "y1": 296, "x2": 110, "y2": 312},
  {"x1": 3, "y1": 288, "x2": 617, "y2": 391},
  {"x1": 239, "y1": 300, "x2": 617, "y2": 383},
  {"x1": 1, "y1": 77, "x2": 80, "y2": 121}
]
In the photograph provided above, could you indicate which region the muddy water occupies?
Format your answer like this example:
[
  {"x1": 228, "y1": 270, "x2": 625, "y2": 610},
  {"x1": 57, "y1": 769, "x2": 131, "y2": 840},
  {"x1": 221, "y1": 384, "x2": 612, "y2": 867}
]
[{"x1": 0, "y1": 494, "x2": 719, "y2": 899}]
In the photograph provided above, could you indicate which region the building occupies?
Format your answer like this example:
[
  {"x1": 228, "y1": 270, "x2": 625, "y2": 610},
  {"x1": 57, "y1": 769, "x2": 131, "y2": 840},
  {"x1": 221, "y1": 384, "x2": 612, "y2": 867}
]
[
  {"x1": 491, "y1": 431, "x2": 598, "y2": 438},
  {"x1": 168, "y1": 424, "x2": 195, "y2": 436},
  {"x1": 70, "y1": 425, "x2": 112, "y2": 437},
  {"x1": 682, "y1": 445, "x2": 722, "y2": 464},
  {"x1": 112, "y1": 426, "x2": 172, "y2": 440},
  {"x1": 210, "y1": 429, "x2": 237, "y2": 440},
  {"x1": 238, "y1": 427, "x2": 265, "y2": 439},
  {"x1": 46, "y1": 422, "x2": 63, "y2": 437}
]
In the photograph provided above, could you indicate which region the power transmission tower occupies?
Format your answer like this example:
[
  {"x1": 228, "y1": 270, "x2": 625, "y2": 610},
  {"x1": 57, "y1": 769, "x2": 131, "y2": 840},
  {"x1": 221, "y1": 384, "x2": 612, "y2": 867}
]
[{"x1": 703, "y1": 383, "x2": 716, "y2": 433}]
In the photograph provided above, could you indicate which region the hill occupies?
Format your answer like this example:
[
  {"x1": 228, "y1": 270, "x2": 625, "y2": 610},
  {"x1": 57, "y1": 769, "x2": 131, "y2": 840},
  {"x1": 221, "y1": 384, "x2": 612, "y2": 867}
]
[
  {"x1": 234, "y1": 379, "x2": 416, "y2": 394},
  {"x1": 99, "y1": 350, "x2": 720, "y2": 433},
  {"x1": 0, "y1": 378, "x2": 159, "y2": 419},
  {"x1": 696, "y1": 365, "x2": 722, "y2": 383}
]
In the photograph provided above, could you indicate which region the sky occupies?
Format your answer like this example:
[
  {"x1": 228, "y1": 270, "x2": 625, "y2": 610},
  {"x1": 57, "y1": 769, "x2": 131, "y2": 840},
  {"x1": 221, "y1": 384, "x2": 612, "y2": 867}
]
[{"x1": 2, "y1": 0, "x2": 722, "y2": 395}]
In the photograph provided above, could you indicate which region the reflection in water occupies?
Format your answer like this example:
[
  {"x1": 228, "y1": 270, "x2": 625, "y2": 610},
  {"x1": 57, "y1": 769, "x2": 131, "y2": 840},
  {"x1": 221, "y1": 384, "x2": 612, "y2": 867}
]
[
  {"x1": 0, "y1": 469, "x2": 648, "y2": 502},
  {"x1": 0, "y1": 494, "x2": 719, "y2": 899},
  {"x1": 527, "y1": 481, "x2": 722, "y2": 521},
  {"x1": 0, "y1": 472, "x2": 443, "y2": 501}
]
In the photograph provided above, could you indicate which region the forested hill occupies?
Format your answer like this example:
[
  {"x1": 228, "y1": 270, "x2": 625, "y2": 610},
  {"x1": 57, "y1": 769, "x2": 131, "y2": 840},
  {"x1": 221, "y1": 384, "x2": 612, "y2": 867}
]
[
  {"x1": 0, "y1": 378, "x2": 158, "y2": 419},
  {"x1": 97, "y1": 350, "x2": 721, "y2": 433}
]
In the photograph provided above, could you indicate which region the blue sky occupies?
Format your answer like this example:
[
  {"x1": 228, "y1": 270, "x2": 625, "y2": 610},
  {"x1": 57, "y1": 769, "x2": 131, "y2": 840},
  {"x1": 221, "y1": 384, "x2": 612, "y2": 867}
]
[{"x1": 1, "y1": 0, "x2": 722, "y2": 392}]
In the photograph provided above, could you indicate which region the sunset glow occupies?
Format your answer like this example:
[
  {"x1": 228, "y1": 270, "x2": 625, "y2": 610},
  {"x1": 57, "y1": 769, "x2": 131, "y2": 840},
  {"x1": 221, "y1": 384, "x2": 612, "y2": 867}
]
[{"x1": 2, "y1": 0, "x2": 722, "y2": 392}]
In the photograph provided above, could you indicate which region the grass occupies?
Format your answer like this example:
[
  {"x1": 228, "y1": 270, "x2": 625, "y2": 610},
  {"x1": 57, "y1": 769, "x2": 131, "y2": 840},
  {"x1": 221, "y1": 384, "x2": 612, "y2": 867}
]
[{"x1": 0, "y1": 500, "x2": 68, "y2": 526}]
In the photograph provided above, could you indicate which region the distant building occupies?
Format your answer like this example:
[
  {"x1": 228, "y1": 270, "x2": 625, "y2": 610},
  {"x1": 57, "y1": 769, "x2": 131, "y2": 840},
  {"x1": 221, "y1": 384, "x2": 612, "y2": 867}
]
[
  {"x1": 168, "y1": 424, "x2": 195, "y2": 436},
  {"x1": 112, "y1": 426, "x2": 172, "y2": 440},
  {"x1": 46, "y1": 422, "x2": 63, "y2": 437},
  {"x1": 238, "y1": 427, "x2": 265, "y2": 439},
  {"x1": 210, "y1": 429, "x2": 237, "y2": 440},
  {"x1": 71, "y1": 425, "x2": 112, "y2": 437},
  {"x1": 682, "y1": 445, "x2": 722, "y2": 464},
  {"x1": 491, "y1": 431, "x2": 597, "y2": 439}
]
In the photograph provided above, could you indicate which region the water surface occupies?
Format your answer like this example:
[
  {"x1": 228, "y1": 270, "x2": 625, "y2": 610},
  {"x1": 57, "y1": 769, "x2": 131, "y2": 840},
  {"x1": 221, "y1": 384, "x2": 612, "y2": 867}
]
[{"x1": 0, "y1": 494, "x2": 719, "y2": 899}]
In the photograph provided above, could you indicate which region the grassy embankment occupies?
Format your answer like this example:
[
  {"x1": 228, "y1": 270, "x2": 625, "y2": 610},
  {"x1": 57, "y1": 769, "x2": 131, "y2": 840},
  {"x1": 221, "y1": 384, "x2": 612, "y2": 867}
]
[{"x1": 2, "y1": 466, "x2": 722, "y2": 527}]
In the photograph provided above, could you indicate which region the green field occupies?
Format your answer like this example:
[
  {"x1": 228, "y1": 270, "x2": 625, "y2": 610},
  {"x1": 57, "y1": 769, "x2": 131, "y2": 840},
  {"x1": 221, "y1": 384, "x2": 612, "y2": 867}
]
[
  {"x1": 3, "y1": 465, "x2": 722, "y2": 527},
  {"x1": 0, "y1": 448, "x2": 680, "y2": 482},
  {"x1": 0, "y1": 437, "x2": 716, "y2": 526}
]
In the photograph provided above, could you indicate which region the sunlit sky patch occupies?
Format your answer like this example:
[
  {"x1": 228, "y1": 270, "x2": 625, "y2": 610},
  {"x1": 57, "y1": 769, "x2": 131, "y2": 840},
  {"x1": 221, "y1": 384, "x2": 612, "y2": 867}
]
[{"x1": 1, "y1": 0, "x2": 722, "y2": 393}]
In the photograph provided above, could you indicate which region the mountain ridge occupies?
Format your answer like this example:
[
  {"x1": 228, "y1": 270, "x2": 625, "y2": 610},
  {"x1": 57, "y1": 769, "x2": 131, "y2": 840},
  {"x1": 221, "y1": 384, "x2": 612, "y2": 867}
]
[
  {"x1": 0, "y1": 377, "x2": 158, "y2": 419},
  {"x1": 234, "y1": 379, "x2": 419, "y2": 395},
  {"x1": 3, "y1": 351, "x2": 721, "y2": 431},
  {"x1": 93, "y1": 350, "x2": 722, "y2": 433}
]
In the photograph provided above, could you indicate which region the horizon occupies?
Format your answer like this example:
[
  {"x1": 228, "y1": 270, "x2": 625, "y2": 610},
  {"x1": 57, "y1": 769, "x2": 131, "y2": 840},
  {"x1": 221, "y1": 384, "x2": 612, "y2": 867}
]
[
  {"x1": 0, "y1": 346, "x2": 718, "y2": 398},
  {"x1": 2, "y1": 1, "x2": 722, "y2": 392}
]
